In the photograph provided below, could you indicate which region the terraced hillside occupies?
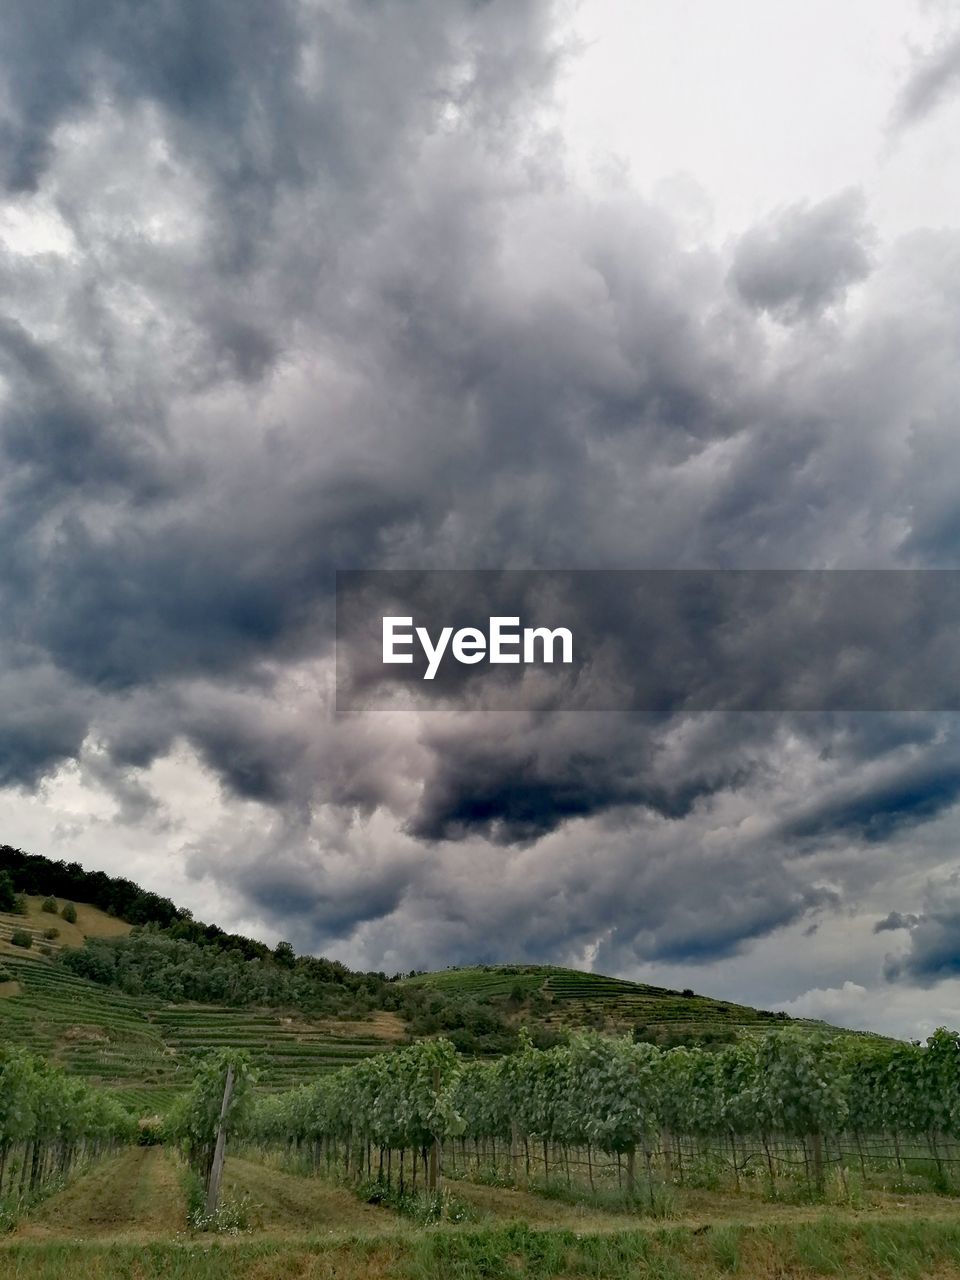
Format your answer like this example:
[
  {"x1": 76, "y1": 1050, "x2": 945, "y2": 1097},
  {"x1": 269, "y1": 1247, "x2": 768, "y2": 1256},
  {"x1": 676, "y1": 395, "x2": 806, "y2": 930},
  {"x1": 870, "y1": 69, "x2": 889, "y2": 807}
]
[
  {"x1": 0, "y1": 951, "x2": 407, "y2": 1108},
  {"x1": 146, "y1": 1006, "x2": 405, "y2": 1089},
  {"x1": 404, "y1": 964, "x2": 802, "y2": 1039},
  {"x1": 0, "y1": 952, "x2": 176, "y2": 1104}
]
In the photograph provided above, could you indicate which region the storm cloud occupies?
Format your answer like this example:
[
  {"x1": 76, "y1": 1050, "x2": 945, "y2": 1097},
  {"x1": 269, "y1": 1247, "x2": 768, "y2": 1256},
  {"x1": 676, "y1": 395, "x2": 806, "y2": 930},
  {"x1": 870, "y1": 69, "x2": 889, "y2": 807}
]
[
  {"x1": 730, "y1": 190, "x2": 874, "y2": 321},
  {"x1": 1, "y1": 0, "x2": 960, "y2": 1021}
]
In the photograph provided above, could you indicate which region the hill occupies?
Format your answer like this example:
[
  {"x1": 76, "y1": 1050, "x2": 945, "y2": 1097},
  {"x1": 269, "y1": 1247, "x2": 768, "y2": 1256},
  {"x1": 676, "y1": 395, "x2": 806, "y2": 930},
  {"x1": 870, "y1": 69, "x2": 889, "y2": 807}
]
[
  {"x1": 0, "y1": 949, "x2": 407, "y2": 1110},
  {"x1": 401, "y1": 964, "x2": 801, "y2": 1045},
  {"x1": 0, "y1": 845, "x2": 875, "y2": 1114},
  {"x1": 0, "y1": 893, "x2": 131, "y2": 957}
]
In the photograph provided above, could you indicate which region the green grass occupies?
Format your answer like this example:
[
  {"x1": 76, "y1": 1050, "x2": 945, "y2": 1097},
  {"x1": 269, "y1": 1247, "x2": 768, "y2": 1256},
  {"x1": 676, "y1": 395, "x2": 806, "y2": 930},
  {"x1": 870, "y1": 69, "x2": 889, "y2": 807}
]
[{"x1": 6, "y1": 1218, "x2": 960, "y2": 1279}]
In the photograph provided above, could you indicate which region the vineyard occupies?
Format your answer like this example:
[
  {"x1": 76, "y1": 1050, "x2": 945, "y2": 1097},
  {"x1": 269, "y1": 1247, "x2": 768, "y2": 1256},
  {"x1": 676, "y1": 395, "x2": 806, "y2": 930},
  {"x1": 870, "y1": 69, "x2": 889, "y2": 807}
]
[
  {"x1": 3, "y1": 877, "x2": 960, "y2": 1277},
  {"x1": 0, "y1": 951, "x2": 404, "y2": 1104},
  {"x1": 404, "y1": 965, "x2": 804, "y2": 1040},
  {"x1": 6, "y1": 1030, "x2": 960, "y2": 1278},
  {"x1": 246, "y1": 1027, "x2": 960, "y2": 1201},
  {"x1": 0, "y1": 1046, "x2": 134, "y2": 1226}
]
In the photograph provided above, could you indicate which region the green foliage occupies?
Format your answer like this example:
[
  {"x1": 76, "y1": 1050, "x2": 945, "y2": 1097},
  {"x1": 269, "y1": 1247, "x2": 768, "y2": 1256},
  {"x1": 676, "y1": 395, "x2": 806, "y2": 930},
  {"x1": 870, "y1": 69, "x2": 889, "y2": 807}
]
[
  {"x1": 61, "y1": 930, "x2": 382, "y2": 1014},
  {"x1": 165, "y1": 1051, "x2": 257, "y2": 1185},
  {"x1": 59, "y1": 931, "x2": 529, "y2": 1054},
  {"x1": 9, "y1": 929, "x2": 32, "y2": 949},
  {"x1": 40, "y1": 898, "x2": 57, "y2": 915},
  {"x1": 0, "y1": 1045, "x2": 136, "y2": 1213},
  {"x1": 0, "y1": 875, "x2": 20, "y2": 916},
  {"x1": 0, "y1": 845, "x2": 182, "y2": 929},
  {"x1": 0, "y1": 871, "x2": 16, "y2": 912},
  {"x1": 251, "y1": 1026, "x2": 960, "y2": 1201},
  {"x1": 356, "y1": 1176, "x2": 476, "y2": 1223},
  {"x1": 60, "y1": 903, "x2": 77, "y2": 925},
  {"x1": 41, "y1": 928, "x2": 59, "y2": 941}
]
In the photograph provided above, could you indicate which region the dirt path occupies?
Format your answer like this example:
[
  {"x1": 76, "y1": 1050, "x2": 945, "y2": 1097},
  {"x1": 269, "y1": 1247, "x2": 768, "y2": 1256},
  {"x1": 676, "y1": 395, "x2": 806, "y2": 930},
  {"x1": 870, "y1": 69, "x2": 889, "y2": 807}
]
[{"x1": 15, "y1": 1146, "x2": 186, "y2": 1240}]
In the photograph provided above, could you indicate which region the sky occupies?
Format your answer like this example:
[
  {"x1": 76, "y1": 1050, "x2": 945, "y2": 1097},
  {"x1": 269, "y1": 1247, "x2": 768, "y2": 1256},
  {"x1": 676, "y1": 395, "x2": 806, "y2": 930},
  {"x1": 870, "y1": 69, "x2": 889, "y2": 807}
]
[{"x1": 2, "y1": 0, "x2": 960, "y2": 1039}]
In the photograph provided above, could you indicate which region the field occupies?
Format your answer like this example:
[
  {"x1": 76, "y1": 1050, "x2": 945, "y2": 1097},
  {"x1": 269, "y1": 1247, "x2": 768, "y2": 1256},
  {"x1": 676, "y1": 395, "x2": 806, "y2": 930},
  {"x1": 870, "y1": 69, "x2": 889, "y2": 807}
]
[
  {"x1": 4, "y1": 1146, "x2": 960, "y2": 1279},
  {"x1": 0, "y1": 902, "x2": 951, "y2": 1277},
  {"x1": 0, "y1": 949, "x2": 407, "y2": 1107},
  {"x1": 404, "y1": 965, "x2": 820, "y2": 1040}
]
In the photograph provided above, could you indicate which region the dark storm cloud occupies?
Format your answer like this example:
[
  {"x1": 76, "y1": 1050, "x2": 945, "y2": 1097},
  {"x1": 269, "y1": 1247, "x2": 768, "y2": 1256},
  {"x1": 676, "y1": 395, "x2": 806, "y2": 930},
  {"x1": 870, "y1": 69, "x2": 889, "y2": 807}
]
[
  {"x1": 405, "y1": 711, "x2": 756, "y2": 843},
  {"x1": 884, "y1": 876, "x2": 960, "y2": 984},
  {"x1": 780, "y1": 755, "x2": 960, "y2": 845},
  {"x1": 875, "y1": 910, "x2": 918, "y2": 933},
  {"x1": 730, "y1": 190, "x2": 874, "y2": 321},
  {"x1": 0, "y1": 0, "x2": 305, "y2": 199},
  {"x1": 1, "y1": 0, "x2": 960, "y2": 972}
]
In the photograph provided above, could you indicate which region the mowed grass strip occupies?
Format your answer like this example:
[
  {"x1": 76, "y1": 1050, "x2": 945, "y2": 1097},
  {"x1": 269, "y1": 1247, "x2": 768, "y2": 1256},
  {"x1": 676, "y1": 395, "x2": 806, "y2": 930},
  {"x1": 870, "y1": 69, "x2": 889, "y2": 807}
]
[
  {"x1": 14, "y1": 1147, "x2": 186, "y2": 1241},
  {"x1": 5, "y1": 1217, "x2": 960, "y2": 1279}
]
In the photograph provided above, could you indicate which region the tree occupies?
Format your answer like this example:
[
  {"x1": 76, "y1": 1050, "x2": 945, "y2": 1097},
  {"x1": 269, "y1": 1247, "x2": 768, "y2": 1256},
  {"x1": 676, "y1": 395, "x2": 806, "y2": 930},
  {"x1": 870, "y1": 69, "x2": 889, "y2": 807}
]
[
  {"x1": 0, "y1": 871, "x2": 18, "y2": 912},
  {"x1": 41, "y1": 896, "x2": 58, "y2": 914},
  {"x1": 10, "y1": 929, "x2": 32, "y2": 949},
  {"x1": 61, "y1": 902, "x2": 77, "y2": 924},
  {"x1": 0, "y1": 875, "x2": 24, "y2": 916}
]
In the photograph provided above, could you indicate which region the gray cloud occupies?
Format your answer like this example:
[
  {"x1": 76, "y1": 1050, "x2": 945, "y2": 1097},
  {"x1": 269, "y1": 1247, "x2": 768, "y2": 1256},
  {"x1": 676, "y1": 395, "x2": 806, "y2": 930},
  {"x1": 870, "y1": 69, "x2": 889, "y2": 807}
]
[
  {"x1": 874, "y1": 910, "x2": 918, "y2": 933},
  {"x1": 730, "y1": 190, "x2": 874, "y2": 321},
  {"x1": 884, "y1": 876, "x2": 960, "y2": 983},
  {"x1": 893, "y1": 27, "x2": 960, "y2": 129}
]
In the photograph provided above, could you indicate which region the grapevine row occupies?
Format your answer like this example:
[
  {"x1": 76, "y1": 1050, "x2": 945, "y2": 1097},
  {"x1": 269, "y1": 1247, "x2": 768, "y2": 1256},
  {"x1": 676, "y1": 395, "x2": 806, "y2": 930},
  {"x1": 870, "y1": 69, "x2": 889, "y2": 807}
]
[
  {"x1": 0, "y1": 1046, "x2": 136, "y2": 1214},
  {"x1": 246, "y1": 1027, "x2": 960, "y2": 1195}
]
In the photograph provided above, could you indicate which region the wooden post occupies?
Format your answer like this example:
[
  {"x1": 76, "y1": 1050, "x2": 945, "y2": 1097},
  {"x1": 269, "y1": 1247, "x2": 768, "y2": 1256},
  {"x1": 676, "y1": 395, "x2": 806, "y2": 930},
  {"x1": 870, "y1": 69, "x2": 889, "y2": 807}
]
[
  {"x1": 205, "y1": 1063, "x2": 235, "y2": 1217},
  {"x1": 729, "y1": 1130, "x2": 740, "y2": 1192},
  {"x1": 661, "y1": 1128, "x2": 673, "y2": 1182},
  {"x1": 811, "y1": 1132, "x2": 824, "y2": 1194},
  {"x1": 428, "y1": 1067, "x2": 440, "y2": 1192}
]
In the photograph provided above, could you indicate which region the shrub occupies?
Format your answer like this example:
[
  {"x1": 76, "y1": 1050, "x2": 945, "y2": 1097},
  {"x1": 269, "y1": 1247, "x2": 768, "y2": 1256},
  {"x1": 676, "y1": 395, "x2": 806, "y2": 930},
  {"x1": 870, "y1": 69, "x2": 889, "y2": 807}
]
[
  {"x1": 10, "y1": 929, "x2": 32, "y2": 949},
  {"x1": 41, "y1": 896, "x2": 58, "y2": 913},
  {"x1": 43, "y1": 926, "x2": 59, "y2": 940},
  {"x1": 138, "y1": 1117, "x2": 165, "y2": 1146},
  {"x1": 0, "y1": 963, "x2": 12, "y2": 981},
  {"x1": 61, "y1": 902, "x2": 78, "y2": 924}
]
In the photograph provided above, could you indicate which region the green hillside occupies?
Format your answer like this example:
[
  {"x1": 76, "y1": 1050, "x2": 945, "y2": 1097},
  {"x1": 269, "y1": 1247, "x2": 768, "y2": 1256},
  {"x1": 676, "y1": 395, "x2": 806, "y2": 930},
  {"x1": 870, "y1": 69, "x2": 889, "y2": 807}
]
[
  {"x1": 0, "y1": 846, "x2": 877, "y2": 1117},
  {"x1": 0, "y1": 950, "x2": 406, "y2": 1110},
  {"x1": 403, "y1": 964, "x2": 823, "y2": 1043}
]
